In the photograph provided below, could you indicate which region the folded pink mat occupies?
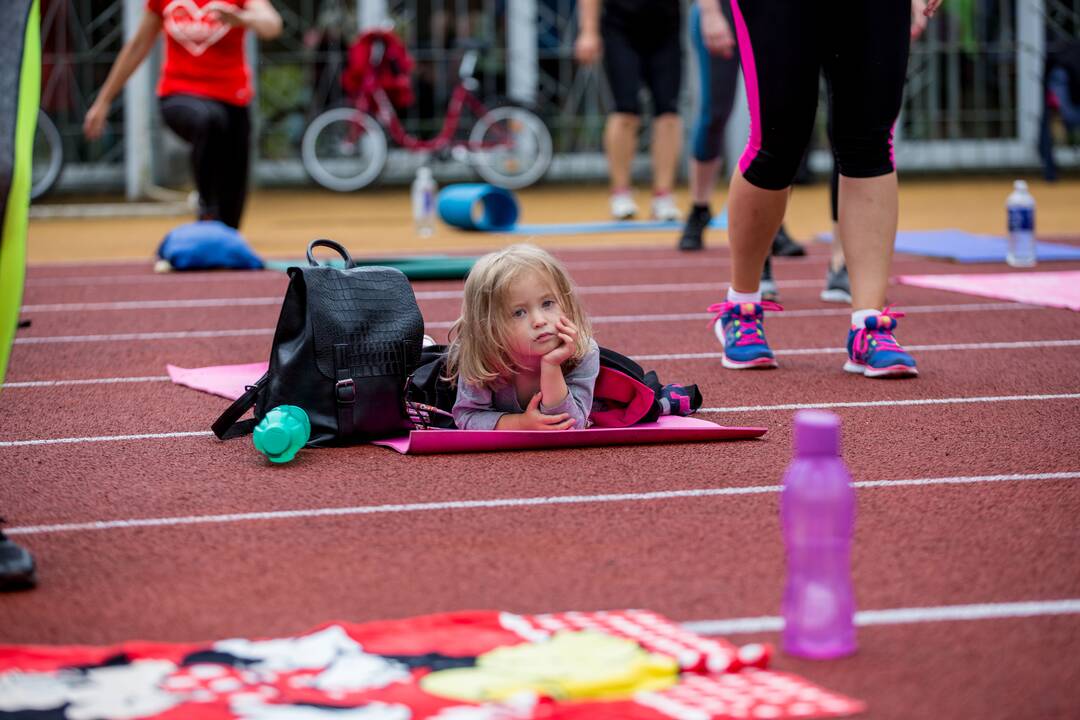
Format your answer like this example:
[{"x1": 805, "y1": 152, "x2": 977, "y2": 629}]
[
  {"x1": 372, "y1": 415, "x2": 766, "y2": 454},
  {"x1": 897, "y1": 270, "x2": 1080, "y2": 311},
  {"x1": 168, "y1": 362, "x2": 766, "y2": 453},
  {"x1": 167, "y1": 361, "x2": 269, "y2": 401}
]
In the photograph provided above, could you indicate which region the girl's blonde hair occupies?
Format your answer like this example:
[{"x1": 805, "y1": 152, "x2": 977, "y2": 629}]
[{"x1": 446, "y1": 243, "x2": 592, "y2": 387}]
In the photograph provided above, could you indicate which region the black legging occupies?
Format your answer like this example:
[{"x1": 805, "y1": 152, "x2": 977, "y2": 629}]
[
  {"x1": 730, "y1": 0, "x2": 910, "y2": 191},
  {"x1": 160, "y1": 94, "x2": 251, "y2": 229},
  {"x1": 601, "y1": 2, "x2": 683, "y2": 116}
]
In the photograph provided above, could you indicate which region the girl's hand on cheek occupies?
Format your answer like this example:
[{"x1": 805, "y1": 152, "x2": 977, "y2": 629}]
[{"x1": 541, "y1": 316, "x2": 577, "y2": 367}]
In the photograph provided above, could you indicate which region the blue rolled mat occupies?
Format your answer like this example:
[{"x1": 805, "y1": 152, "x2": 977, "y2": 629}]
[{"x1": 437, "y1": 184, "x2": 519, "y2": 231}]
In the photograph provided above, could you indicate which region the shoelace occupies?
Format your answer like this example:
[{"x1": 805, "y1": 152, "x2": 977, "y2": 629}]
[
  {"x1": 707, "y1": 300, "x2": 784, "y2": 347},
  {"x1": 853, "y1": 306, "x2": 907, "y2": 357}
]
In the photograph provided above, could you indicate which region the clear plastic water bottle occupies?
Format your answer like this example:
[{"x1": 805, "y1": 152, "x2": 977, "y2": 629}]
[
  {"x1": 412, "y1": 166, "x2": 437, "y2": 238},
  {"x1": 781, "y1": 409, "x2": 856, "y2": 659},
  {"x1": 1006, "y1": 179, "x2": 1036, "y2": 268}
]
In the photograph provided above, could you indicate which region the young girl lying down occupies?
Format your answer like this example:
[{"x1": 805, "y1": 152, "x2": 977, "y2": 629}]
[{"x1": 446, "y1": 244, "x2": 599, "y2": 431}]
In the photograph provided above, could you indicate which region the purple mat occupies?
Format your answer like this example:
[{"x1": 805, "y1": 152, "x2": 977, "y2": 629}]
[{"x1": 818, "y1": 229, "x2": 1080, "y2": 263}]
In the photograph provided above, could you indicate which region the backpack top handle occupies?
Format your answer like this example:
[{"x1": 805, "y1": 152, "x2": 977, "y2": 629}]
[{"x1": 307, "y1": 239, "x2": 356, "y2": 269}]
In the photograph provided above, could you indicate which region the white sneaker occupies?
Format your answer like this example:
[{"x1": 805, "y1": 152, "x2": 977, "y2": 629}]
[
  {"x1": 610, "y1": 192, "x2": 638, "y2": 220},
  {"x1": 651, "y1": 194, "x2": 680, "y2": 221}
]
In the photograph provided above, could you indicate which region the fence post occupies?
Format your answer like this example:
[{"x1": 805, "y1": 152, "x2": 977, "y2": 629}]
[
  {"x1": 359, "y1": 0, "x2": 388, "y2": 29},
  {"x1": 122, "y1": 0, "x2": 151, "y2": 200},
  {"x1": 1017, "y1": 0, "x2": 1044, "y2": 153},
  {"x1": 508, "y1": 0, "x2": 538, "y2": 105}
]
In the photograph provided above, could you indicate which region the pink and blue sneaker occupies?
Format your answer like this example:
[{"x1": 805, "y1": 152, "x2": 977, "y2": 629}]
[
  {"x1": 844, "y1": 308, "x2": 918, "y2": 378},
  {"x1": 708, "y1": 300, "x2": 783, "y2": 369}
]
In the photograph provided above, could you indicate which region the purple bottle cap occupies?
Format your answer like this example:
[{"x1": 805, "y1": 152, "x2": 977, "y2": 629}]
[{"x1": 793, "y1": 409, "x2": 841, "y2": 457}]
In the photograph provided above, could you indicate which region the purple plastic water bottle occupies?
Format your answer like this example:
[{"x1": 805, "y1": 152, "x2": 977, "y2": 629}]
[{"x1": 781, "y1": 409, "x2": 856, "y2": 659}]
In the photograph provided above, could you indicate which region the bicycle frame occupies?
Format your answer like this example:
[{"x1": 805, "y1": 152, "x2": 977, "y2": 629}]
[{"x1": 351, "y1": 50, "x2": 511, "y2": 154}]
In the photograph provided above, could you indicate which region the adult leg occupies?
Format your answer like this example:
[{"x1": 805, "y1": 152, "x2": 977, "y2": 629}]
[
  {"x1": 601, "y1": 16, "x2": 644, "y2": 215},
  {"x1": 641, "y1": 13, "x2": 684, "y2": 219},
  {"x1": 681, "y1": 1, "x2": 739, "y2": 248},
  {"x1": 650, "y1": 114, "x2": 682, "y2": 196},
  {"x1": 216, "y1": 103, "x2": 251, "y2": 230},
  {"x1": 825, "y1": 0, "x2": 909, "y2": 313},
  {"x1": 820, "y1": 160, "x2": 852, "y2": 303},
  {"x1": 726, "y1": 0, "x2": 820, "y2": 295},
  {"x1": 827, "y1": 0, "x2": 916, "y2": 377},
  {"x1": 604, "y1": 114, "x2": 640, "y2": 193},
  {"x1": 160, "y1": 94, "x2": 230, "y2": 223}
]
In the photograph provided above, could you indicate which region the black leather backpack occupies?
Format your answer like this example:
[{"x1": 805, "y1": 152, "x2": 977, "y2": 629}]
[{"x1": 213, "y1": 239, "x2": 425, "y2": 445}]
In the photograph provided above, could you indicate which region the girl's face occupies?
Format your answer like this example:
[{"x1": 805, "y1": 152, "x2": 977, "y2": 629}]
[{"x1": 503, "y1": 269, "x2": 564, "y2": 365}]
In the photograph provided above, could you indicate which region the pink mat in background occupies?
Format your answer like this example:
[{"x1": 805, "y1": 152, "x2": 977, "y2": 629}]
[
  {"x1": 167, "y1": 361, "x2": 268, "y2": 400},
  {"x1": 372, "y1": 415, "x2": 767, "y2": 454},
  {"x1": 896, "y1": 270, "x2": 1080, "y2": 311},
  {"x1": 167, "y1": 362, "x2": 767, "y2": 453}
]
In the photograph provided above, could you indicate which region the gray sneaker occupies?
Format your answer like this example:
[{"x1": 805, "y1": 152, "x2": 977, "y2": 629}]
[
  {"x1": 820, "y1": 263, "x2": 851, "y2": 304},
  {"x1": 760, "y1": 256, "x2": 779, "y2": 302}
]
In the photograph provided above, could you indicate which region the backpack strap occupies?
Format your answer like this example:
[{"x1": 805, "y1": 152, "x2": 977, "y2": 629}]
[
  {"x1": 333, "y1": 343, "x2": 356, "y2": 438},
  {"x1": 211, "y1": 372, "x2": 270, "y2": 440}
]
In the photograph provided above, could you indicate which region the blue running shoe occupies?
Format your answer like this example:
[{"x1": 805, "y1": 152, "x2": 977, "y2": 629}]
[
  {"x1": 708, "y1": 300, "x2": 783, "y2": 369},
  {"x1": 844, "y1": 307, "x2": 918, "y2": 378}
]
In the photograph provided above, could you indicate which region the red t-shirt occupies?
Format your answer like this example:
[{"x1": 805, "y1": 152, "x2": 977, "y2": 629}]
[{"x1": 148, "y1": 0, "x2": 252, "y2": 105}]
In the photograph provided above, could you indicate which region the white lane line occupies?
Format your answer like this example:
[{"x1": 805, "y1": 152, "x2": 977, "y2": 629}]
[
  {"x1": 0, "y1": 431, "x2": 212, "y2": 447},
  {"x1": 19, "y1": 253, "x2": 951, "y2": 287},
  {"x1": 2, "y1": 375, "x2": 171, "y2": 388},
  {"x1": 700, "y1": 393, "x2": 1080, "y2": 413},
  {"x1": 3, "y1": 395, "x2": 1073, "y2": 445},
  {"x1": 12, "y1": 302, "x2": 1044, "y2": 344},
  {"x1": 5, "y1": 471, "x2": 1077, "y2": 535},
  {"x1": 14, "y1": 328, "x2": 274, "y2": 345},
  {"x1": 640, "y1": 338, "x2": 1080, "y2": 361},
  {"x1": 681, "y1": 599, "x2": 1080, "y2": 636},
  {"x1": 11, "y1": 279, "x2": 892, "y2": 311},
  {"x1": 0, "y1": 395, "x2": 1076, "y2": 446},
  {"x1": 5, "y1": 346, "x2": 1079, "y2": 390},
  {"x1": 428, "y1": 302, "x2": 1033, "y2": 328}
]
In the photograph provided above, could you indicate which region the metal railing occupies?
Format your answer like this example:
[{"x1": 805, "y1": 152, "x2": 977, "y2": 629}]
[{"x1": 37, "y1": 0, "x2": 1080, "y2": 198}]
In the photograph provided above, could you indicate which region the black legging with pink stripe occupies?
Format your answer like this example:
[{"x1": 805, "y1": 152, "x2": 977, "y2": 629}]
[{"x1": 730, "y1": 0, "x2": 911, "y2": 191}]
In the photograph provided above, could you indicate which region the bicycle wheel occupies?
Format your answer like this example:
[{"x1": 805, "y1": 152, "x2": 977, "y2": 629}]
[
  {"x1": 31, "y1": 111, "x2": 63, "y2": 201},
  {"x1": 301, "y1": 108, "x2": 387, "y2": 192},
  {"x1": 469, "y1": 104, "x2": 552, "y2": 190}
]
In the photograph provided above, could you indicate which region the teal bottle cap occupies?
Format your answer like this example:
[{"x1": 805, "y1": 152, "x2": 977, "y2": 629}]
[{"x1": 253, "y1": 405, "x2": 311, "y2": 463}]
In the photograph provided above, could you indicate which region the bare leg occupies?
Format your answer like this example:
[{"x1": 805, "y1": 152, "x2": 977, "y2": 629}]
[
  {"x1": 837, "y1": 172, "x2": 897, "y2": 310},
  {"x1": 727, "y1": 170, "x2": 788, "y2": 293},
  {"x1": 604, "y1": 113, "x2": 640, "y2": 191},
  {"x1": 690, "y1": 158, "x2": 722, "y2": 205},
  {"x1": 650, "y1": 113, "x2": 683, "y2": 194},
  {"x1": 830, "y1": 223, "x2": 845, "y2": 270}
]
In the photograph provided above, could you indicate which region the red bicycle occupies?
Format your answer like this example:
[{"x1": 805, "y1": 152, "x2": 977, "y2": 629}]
[{"x1": 302, "y1": 37, "x2": 552, "y2": 192}]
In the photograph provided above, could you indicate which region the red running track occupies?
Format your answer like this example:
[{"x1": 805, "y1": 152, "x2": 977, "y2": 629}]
[{"x1": 1, "y1": 243, "x2": 1079, "y2": 719}]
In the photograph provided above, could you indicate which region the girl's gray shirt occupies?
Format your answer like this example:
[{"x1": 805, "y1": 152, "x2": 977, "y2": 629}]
[{"x1": 452, "y1": 339, "x2": 600, "y2": 431}]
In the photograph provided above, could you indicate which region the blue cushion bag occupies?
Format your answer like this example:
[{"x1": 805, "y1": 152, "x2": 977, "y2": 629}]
[{"x1": 157, "y1": 221, "x2": 264, "y2": 270}]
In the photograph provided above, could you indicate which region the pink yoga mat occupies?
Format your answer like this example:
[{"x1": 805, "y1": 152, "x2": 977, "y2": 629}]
[
  {"x1": 897, "y1": 270, "x2": 1080, "y2": 311},
  {"x1": 169, "y1": 363, "x2": 767, "y2": 453},
  {"x1": 167, "y1": 361, "x2": 268, "y2": 400},
  {"x1": 371, "y1": 415, "x2": 766, "y2": 454}
]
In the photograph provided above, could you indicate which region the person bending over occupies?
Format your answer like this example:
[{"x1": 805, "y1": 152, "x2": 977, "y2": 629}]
[{"x1": 84, "y1": 0, "x2": 282, "y2": 229}]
